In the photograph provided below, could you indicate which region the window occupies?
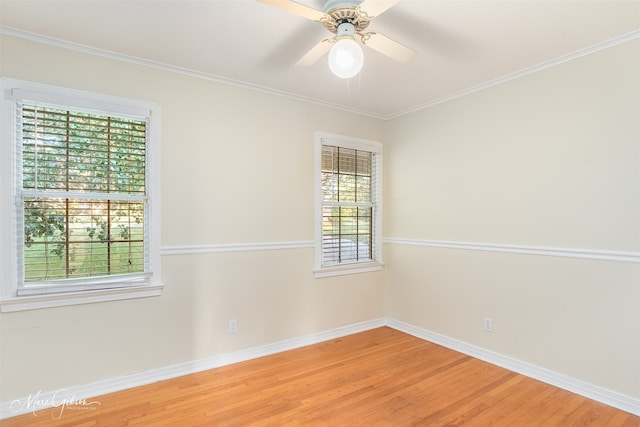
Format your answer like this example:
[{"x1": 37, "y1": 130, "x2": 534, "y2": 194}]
[
  {"x1": 314, "y1": 132, "x2": 382, "y2": 277},
  {"x1": 0, "y1": 79, "x2": 162, "y2": 311}
]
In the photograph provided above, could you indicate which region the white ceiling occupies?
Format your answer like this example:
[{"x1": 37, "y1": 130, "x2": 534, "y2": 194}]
[{"x1": 1, "y1": 0, "x2": 639, "y2": 119}]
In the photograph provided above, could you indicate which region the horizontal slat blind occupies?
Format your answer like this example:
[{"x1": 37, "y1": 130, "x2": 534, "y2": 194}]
[
  {"x1": 22, "y1": 105, "x2": 146, "y2": 195},
  {"x1": 23, "y1": 198, "x2": 145, "y2": 282},
  {"x1": 17, "y1": 103, "x2": 150, "y2": 294},
  {"x1": 320, "y1": 145, "x2": 376, "y2": 266}
]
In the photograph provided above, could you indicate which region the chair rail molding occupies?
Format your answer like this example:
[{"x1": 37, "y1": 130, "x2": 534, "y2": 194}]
[
  {"x1": 384, "y1": 238, "x2": 640, "y2": 263},
  {"x1": 162, "y1": 241, "x2": 315, "y2": 256}
]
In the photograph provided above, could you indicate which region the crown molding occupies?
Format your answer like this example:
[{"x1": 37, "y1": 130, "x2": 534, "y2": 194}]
[
  {"x1": 0, "y1": 27, "x2": 386, "y2": 120},
  {"x1": 387, "y1": 29, "x2": 640, "y2": 119},
  {"x1": 2, "y1": 27, "x2": 639, "y2": 121}
]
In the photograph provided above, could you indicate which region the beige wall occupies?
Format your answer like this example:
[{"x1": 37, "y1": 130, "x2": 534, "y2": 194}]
[
  {"x1": 0, "y1": 35, "x2": 386, "y2": 400},
  {"x1": 383, "y1": 39, "x2": 640, "y2": 398},
  {"x1": 1, "y1": 33, "x2": 638, "y2": 404}
]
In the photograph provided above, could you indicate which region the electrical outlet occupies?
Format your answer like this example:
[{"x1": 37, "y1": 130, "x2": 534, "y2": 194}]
[
  {"x1": 483, "y1": 317, "x2": 493, "y2": 332},
  {"x1": 228, "y1": 319, "x2": 237, "y2": 334}
]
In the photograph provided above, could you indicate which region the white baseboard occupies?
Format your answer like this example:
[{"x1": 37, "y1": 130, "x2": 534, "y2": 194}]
[
  {"x1": 2, "y1": 317, "x2": 638, "y2": 419},
  {"x1": 386, "y1": 318, "x2": 640, "y2": 417},
  {"x1": 0, "y1": 318, "x2": 386, "y2": 419}
]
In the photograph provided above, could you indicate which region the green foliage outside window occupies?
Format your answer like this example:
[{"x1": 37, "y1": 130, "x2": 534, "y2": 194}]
[{"x1": 21, "y1": 105, "x2": 147, "y2": 282}]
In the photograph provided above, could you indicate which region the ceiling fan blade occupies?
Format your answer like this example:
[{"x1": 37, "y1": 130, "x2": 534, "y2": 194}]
[
  {"x1": 257, "y1": 0, "x2": 327, "y2": 21},
  {"x1": 363, "y1": 32, "x2": 416, "y2": 63},
  {"x1": 296, "y1": 38, "x2": 333, "y2": 67},
  {"x1": 358, "y1": 0, "x2": 401, "y2": 17}
]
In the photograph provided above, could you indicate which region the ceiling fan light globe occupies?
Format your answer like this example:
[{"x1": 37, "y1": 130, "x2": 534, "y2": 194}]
[{"x1": 328, "y1": 38, "x2": 364, "y2": 79}]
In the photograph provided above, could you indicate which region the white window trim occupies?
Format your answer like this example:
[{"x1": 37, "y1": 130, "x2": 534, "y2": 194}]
[
  {"x1": 313, "y1": 132, "x2": 383, "y2": 278},
  {"x1": 0, "y1": 78, "x2": 163, "y2": 312}
]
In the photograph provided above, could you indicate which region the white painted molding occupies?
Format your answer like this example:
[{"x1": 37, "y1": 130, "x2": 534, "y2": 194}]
[
  {"x1": 2, "y1": 317, "x2": 638, "y2": 419},
  {"x1": 388, "y1": 29, "x2": 640, "y2": 119},
  {"x1": 161, "y1": 241, "x2": 314, "y2": 256},
  {"x1": 0, "y1": 27, "x2": 385, "y2": 120},
  {"x1": 386, "y1": 318, "x2": 640, "y2": 417},
  {"x1": 313, "y1": 262, "x2": 383, "y2": 278},
  {"x1": 163, "y1": 238, "x2": 640, "y2": 264},
  {"x1": 0, "y1": 285, "x2": 164, "y2": 313},
  {"x1": 0, "y1": 318, "x2": 386, "y2": 419},
  {"x1": 2, "y1": 26, "x2": 638, "y2": 120},
  {"x1": 384, "y1": 238, "x2": 640, "y2": 263}
]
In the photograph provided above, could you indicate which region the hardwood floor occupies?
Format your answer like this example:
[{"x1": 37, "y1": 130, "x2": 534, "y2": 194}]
[{"x1": 3, "y1": 327, "x2": 638, "y2": 426}]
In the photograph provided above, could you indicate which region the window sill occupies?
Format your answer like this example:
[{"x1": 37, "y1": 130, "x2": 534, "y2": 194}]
[
  {"x1": 313, "y1": 262, "x2": 383, "y2": 278},
  {"x1": 0, "y1": 284, "x2": 164, "y2": 312}
]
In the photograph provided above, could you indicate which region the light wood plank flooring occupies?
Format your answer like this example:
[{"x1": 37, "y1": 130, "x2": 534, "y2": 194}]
[{"x1": 3, "y1": 327, "x2": 638, "y2": 426}]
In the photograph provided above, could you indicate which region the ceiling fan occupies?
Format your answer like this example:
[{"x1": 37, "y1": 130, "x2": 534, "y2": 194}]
[{"x1": 258, "y1": 0, "x2": 416, "y2": 78}]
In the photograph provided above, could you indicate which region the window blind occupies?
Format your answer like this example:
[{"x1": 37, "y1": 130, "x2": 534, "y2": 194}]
[
  {"x1": 17, "y1": 103, "x2": 150, "y2": 295},
  {"x1": 320, "y1": 144, "x2": 377, "y2": 266}
]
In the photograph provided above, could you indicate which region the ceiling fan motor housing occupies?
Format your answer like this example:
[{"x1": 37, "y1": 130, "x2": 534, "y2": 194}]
[
  {"x1": 336, "y1": 21, "x2": 356, "y2": 38},
  {"x1": 321, "y1": 0, "x2": 371, "y2": 35},
  {"x1": 323, "y1": 0, "x2": 362, "y2": 14}
]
